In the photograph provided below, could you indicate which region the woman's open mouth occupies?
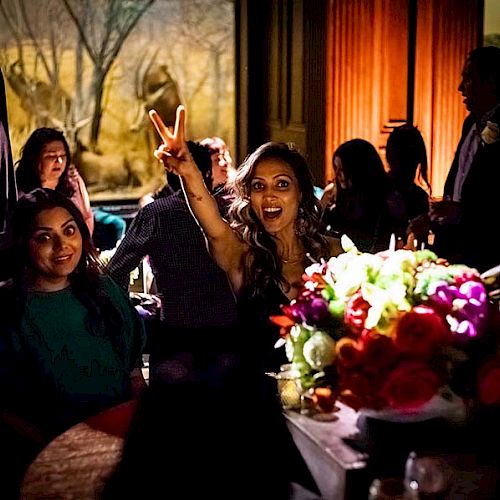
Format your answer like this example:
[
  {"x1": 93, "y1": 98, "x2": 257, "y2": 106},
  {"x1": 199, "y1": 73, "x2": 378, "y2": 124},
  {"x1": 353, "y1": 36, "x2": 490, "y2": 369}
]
[{"x1": 263, "y1": 207, "x2": 282, "y2": 220}]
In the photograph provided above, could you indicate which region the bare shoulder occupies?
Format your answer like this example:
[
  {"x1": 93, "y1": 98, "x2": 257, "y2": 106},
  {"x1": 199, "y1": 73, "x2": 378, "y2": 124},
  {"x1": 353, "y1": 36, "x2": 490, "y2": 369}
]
[{"x1": 326, "y1": 235, "x2": 343, "y2": 257}]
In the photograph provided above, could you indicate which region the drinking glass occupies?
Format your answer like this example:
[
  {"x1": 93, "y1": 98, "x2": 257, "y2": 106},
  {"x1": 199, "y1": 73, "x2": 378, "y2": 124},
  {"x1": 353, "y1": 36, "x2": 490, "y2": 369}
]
[
  {"x1": 275, "y1": 370, "x2": 302, "y2": 410},
  {"x1": 404, "y1": 451, "x2": 451, "y2": 499},
  {"x1": 368, "y1": 478, "x2": 418, "y2": 500}
]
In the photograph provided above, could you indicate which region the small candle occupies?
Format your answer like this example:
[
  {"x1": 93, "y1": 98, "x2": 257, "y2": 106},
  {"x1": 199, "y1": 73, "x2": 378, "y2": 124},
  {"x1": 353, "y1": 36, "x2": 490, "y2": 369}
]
[{"x1": 389, "y1": 233, "x2": 396, "y2": 252}]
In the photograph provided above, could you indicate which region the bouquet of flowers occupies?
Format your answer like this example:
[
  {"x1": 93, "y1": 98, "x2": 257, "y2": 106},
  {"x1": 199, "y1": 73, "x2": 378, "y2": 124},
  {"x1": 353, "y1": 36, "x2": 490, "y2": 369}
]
[{"x1": 271, "y1": 236, "x2": 500, "y2": 413}]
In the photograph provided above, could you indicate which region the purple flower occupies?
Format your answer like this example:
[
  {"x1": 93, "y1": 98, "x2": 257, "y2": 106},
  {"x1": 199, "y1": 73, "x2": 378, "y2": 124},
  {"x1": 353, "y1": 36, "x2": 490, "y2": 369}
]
[
  {"x1": 286, "y1": 293, "x2": 330, "y2": 326},
  {"x1": 428, "y1": 280, "x2": 488, "y2": 339},
  {"x1": 428, "y1": 281, "x2": 459, "y2": 310}
]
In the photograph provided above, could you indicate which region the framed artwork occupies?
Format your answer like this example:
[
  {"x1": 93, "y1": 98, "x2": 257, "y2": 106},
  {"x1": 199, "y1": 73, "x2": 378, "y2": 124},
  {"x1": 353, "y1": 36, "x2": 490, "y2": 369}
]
[
  {"x1": 0, "y1": 0, "x2": 235, "y2": 200},
  {"x1": 484, "y1": 0, "x2": 500, "y2": 47}
]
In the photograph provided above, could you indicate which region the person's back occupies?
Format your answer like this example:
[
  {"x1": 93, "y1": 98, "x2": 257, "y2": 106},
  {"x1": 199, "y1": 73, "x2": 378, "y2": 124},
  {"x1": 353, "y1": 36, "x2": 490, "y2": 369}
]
[
  {"x1": 107, "y1": 140, "x2": 238, "y2": 380},
  {"x1": 111, "y1": 191, "x2": 236, "y2": 327},
  {"x1": 103, "y1": 354, "x2": 316, "y2": 499},
  {"x1": 386, "y1": 124, "x2": 430, "y2": 238}
]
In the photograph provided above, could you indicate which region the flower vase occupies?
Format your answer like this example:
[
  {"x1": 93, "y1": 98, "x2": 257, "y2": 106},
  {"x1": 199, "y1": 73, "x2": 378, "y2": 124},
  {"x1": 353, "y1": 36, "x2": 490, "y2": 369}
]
[{"x1": 353, "y1": 388, "x2": 466, "y2": 478}]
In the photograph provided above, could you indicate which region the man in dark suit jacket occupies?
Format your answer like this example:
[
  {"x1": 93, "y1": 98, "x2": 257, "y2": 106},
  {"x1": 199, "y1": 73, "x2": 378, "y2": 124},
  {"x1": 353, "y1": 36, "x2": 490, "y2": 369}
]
[{"x1": 432, "y1": 46, "x2": 500, "y2": 272}]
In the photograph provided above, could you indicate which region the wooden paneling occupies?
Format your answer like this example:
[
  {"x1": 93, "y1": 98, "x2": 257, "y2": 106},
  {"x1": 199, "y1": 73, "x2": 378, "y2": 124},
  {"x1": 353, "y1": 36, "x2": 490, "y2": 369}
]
[
  {"x1": 266, "y1": 1, "x2": 306, "y2": 149},
  {"x1": 235, "y1": 0, "x2": 268, "y2": 161},
  {"x1": 237, "y1": 0, "x2": 324, "y2": 176},
  {"x1": 326, "y1": 0, "x2": 481, "y2": 191},
  {"x1": 327, "y1": 0, "x2": 382, "y2": 181},
  {"x1": 236, "y1": 0, "x2": 482, "y2": 191}
]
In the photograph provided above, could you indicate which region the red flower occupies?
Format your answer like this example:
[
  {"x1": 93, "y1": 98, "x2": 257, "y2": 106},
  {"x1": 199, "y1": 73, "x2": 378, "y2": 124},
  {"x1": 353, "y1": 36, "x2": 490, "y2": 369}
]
[
  {"x1": 269, "y1": 315, "x2": 295, "y2": 338},
  {"x1": 341, "y1": 371, "x2": 386, "y2": 410},
  {"x1": 344, "y1": 290, "x2": 370, "y2": 335},
  {"x1": 394, "y1": 306, "x2": 449, "y2": 359},
  {"x1": 360, "y1": 332, "x2": 399, "y2": 371},
  {"x1": 380, "y1": 361, "x2": 441, "y2": 410},
  {"x1": 478, "y1": 360, "x2": 500, "y2": 406}
]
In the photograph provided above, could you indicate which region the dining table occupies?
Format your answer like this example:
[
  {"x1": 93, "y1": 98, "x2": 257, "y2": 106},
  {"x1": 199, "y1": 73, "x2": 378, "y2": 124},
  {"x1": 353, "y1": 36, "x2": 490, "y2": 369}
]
[
  {"x1": 20, "y1": 400, "x2": 138, "y2": 499},
  {"x1": 19, "y1": 395, "x2": 499, "y2": 499}
]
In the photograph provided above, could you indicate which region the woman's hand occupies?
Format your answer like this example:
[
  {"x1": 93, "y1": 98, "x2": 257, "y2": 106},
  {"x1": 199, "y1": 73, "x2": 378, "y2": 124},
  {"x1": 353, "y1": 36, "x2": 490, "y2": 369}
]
[
  {"x1": 149, "y1": 105, "x2": 196, "y2": 177},
  {"x1": 320, "y1": 181, "x2": 337, "y2": 210}
]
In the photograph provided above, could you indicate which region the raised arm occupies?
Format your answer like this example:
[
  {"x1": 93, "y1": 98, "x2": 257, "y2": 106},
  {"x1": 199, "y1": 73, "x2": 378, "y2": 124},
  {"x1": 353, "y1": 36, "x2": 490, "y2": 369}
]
[{"x1": 149, "y1": 106, "x2": 246, "y2": 277}]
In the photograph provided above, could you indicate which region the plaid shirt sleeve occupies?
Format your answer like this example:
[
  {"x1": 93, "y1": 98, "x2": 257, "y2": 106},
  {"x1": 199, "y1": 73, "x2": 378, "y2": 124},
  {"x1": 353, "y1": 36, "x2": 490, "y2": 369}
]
[{"x1": 106, "y1": 208, "x2": 152, "y2": 290}]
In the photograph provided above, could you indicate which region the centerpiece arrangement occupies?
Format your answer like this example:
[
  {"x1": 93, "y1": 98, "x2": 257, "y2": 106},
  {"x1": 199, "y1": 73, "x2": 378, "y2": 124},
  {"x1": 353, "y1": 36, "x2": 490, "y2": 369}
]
[{"x1": 271, "y1": 236, "x2": 500, "y2": 417}]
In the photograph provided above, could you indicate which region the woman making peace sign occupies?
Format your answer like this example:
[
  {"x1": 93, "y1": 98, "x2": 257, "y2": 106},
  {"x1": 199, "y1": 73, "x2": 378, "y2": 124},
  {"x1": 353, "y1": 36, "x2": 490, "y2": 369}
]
[{"x1": 150, "y1": 106, "x2": 341, "y2": 371}]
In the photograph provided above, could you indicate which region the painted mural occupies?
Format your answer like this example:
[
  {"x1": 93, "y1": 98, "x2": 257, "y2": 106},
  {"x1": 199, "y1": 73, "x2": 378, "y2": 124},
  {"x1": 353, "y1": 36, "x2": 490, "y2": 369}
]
[{"x1": 0, "y1": 0, "x2": 235, "y2": 200}]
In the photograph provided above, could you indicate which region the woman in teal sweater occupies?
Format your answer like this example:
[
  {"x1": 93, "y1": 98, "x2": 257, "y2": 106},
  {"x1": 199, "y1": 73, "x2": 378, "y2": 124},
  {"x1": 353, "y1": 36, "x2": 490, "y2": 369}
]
[{"x1": 0, "y1": 188, "x2": 145, "y2": 497}]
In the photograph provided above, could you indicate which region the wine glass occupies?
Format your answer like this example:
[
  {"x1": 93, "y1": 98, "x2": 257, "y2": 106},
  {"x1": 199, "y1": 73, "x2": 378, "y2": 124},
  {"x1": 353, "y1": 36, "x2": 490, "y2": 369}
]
[
  {"x1": 368, "y1": 478, "x2": 418, "y2": 500},
  {"x1": 404, "y1": 451, "x2": 451, "y2": 498}
]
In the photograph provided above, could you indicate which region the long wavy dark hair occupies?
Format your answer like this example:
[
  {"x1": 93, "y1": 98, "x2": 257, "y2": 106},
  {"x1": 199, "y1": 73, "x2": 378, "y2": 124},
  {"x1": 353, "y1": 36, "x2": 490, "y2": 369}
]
[
  {"x1": 3, "y1": 188, "x2": 123, "y2": 347},
  {"x1": 228, "y1": 142, "x2": 330, "y2": 296},
  {"x1": 15, "y1": 127, "x2": 74, "y2": 197},
  {"x1": 332, "y1": 139, "x2": 390, "y2": 222}
]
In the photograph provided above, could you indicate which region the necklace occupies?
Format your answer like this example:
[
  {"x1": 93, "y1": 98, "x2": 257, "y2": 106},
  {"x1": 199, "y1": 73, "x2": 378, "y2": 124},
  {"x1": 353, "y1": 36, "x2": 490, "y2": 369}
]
[{"x1": 281, "y1": 254, "x2": 304, "y2": 264}]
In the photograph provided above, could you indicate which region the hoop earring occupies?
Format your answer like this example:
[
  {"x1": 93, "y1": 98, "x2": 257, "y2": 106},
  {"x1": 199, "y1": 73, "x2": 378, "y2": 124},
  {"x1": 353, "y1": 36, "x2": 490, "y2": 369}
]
[{"x1": 295, "y1": 207, "x2": 306, "y2": 236}]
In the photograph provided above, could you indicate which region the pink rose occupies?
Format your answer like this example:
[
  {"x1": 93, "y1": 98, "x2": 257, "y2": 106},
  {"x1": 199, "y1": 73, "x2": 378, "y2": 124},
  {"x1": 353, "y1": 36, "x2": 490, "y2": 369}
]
[
  {"x1": 394, "y1": 306, "x2": 449, "y2": 359},
  {"x1": 381, "y1": 361, "x2": 441, "y2": 410}
]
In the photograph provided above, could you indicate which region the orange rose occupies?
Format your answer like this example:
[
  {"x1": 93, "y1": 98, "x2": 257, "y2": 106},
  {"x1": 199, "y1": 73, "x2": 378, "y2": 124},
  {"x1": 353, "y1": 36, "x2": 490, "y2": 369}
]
[
  {"x1": 394, "y1": 306, "x2": 449, "y2": 359},
  {"x1": 336, "y1": 338, "x2": 361, "y2": 367},
  {"x1": 478, "y1": 361, "x2": 500, "y2": 406},
  {"x1": 380, "y1": 361, "x2": 441, "y2": 409}
]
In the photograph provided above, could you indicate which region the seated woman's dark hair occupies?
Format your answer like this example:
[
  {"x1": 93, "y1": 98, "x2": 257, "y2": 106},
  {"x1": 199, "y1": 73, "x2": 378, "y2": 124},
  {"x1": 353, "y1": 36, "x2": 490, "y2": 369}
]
[
  {"x1": 12, "y1": 188, "x2": 99, "y2": 282},
  {"x1": 15, "y1": 128, "x2": 74, "y2": 197},
  {"x1": 7, "y1": 188, "x2": 124, "y2": 347}
]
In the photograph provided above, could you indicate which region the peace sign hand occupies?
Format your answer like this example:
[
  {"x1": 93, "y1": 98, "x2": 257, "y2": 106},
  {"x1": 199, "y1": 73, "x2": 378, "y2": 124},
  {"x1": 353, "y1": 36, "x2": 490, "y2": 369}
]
[{"x1": 149, "y1": 105, "x2": 195, "y2": 177}]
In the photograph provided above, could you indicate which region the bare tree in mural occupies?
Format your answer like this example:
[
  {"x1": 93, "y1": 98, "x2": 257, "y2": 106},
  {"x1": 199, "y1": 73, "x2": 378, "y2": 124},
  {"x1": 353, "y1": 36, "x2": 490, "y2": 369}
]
[
  {"x1": 0, "y1": 0, "x2": 72, "y2": 128},
  {"x1": 175, "y1": 0, "x2": 233, "y2": 131},
  {"x1": 0, "y1": 0, "x2": 27, "y2": 68},
  {"x1": 60, "y1": 0, "x2": 155, "y2": 151}
]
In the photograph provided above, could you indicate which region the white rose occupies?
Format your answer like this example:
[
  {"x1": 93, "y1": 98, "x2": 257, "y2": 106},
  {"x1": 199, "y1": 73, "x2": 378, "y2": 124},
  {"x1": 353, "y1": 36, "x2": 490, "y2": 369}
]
[
  {"x1": 302, "y1": 331, "x2": 336, "y2": 370},
  {"x1": 481, "y1": 121, "x2": 500, "y2": 145}
]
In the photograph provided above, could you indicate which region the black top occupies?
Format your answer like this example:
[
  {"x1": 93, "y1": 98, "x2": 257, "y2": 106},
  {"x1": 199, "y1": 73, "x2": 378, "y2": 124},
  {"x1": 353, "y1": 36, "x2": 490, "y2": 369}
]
[{"x1": 237, "y1": 280, "x2": 290, "y2": 373}]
